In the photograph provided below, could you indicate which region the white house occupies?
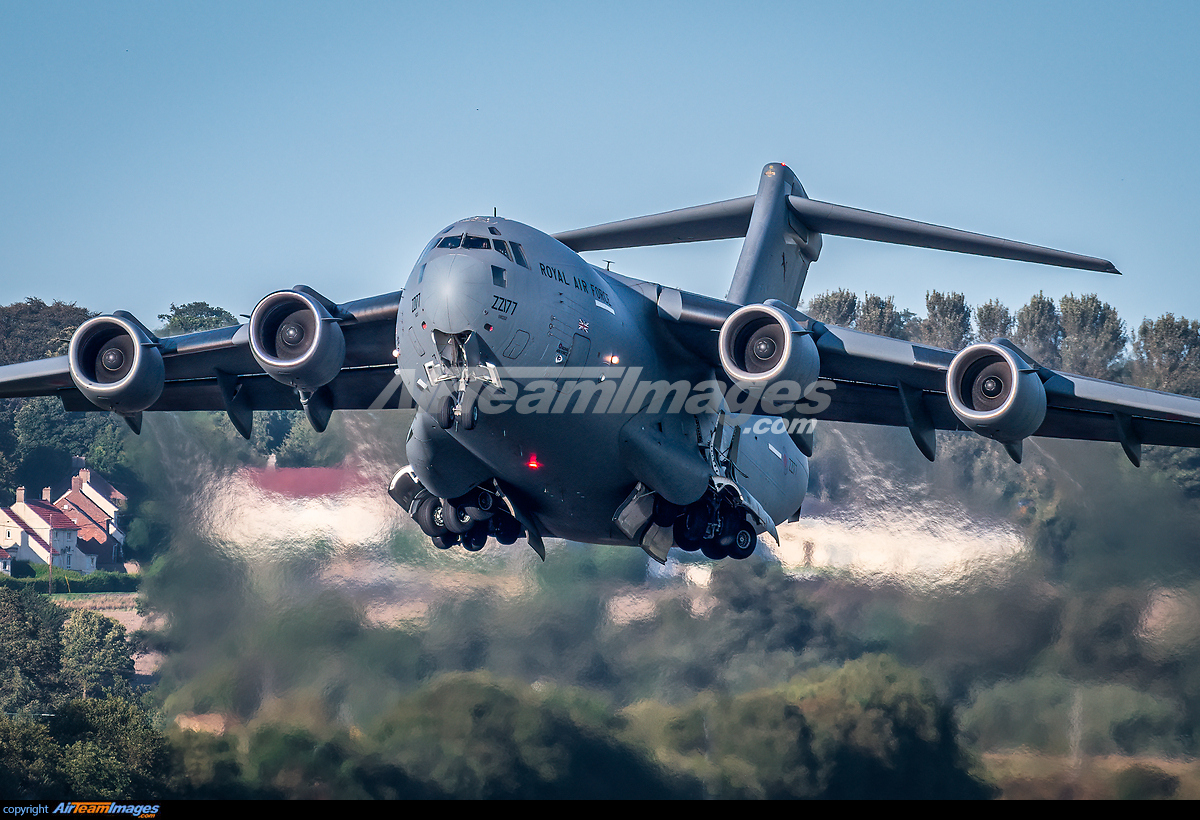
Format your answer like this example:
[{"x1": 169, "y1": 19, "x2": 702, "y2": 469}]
[{"x1": 0, "y1": 486, "x2": 95, "y2": 574}]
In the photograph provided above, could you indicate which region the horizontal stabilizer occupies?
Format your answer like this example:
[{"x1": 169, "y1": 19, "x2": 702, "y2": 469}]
[
  {"x1": 786, "y1": 196, "x2": 1120, "y2": 274},
  {"x1": 553, "y1": 178, "x2": 1119, "y2": 275},
  {"x1": 554, "y1": 196, "x2": 755, "y2": 252}
]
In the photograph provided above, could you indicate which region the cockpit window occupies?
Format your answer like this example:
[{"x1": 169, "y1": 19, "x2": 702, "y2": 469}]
[
  {"x1": 493, "y1": 239, "x2": 511, "y2": 260},
  {"x1": 436, "y1": 234, "x2": 462, "y2": 249},
  {"x1": 509, "y1": 241, "x2": 529, "y2": 268},
  {"x1": 488, "y1": 227, "x2": 501, "y2": 236},
  {"x1": 463, "y1": 235, "x2": 491, "y2": 250}
]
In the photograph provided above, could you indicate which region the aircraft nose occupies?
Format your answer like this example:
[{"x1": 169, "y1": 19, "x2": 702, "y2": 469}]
[{"x1": 420, "y1": 253, "x2": 493, "y2": 334}]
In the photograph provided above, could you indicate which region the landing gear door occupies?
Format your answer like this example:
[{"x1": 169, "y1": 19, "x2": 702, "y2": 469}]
[{"x1": 731, "y1": 419, "x2": 808, "y2": 525}]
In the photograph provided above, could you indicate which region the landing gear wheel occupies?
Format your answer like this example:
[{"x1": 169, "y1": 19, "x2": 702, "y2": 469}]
[
  {"x1": 436, "y1": 396, "x2": 455, "y2": 430},
  {"x1": 456, "y1": 487, "x2": 495, "y2": 521},
  {"x1": 492, "y1": 513, "x2": 522, "y2": 545},
  {"x1": 414, "y1": 497, "x2": 448, "y2": 537},
  {"x1": 700, "y1": 540, "x2": 728, "y2": 560},
  {"x1": 727, "y1": 521, "x2": 757, "y2": 560},
  {"x1": 443, "y1": 500, "x2": 475, "y2": 534},
  {"x1": 431, "y1": 533, "x2": 457, "y2": 550},
  {"x1": 462, "y1": 522, "x2": 488, "y2": 551},
  {"x1": 673, "y1": 519, "x2": 703, "y2": 552},
  {"x1": 461, "y1": 399, "x2": 479, "y2": 431}
]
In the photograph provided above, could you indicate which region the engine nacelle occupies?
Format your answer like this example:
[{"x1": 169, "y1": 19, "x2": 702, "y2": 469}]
[
  {"x1": 718, "y1": 303, "x2": 820, "y2": 393},
  {"x1": 946, "y1": 342, "x2": 1046, "y2": 442},
  {"x1": 249, "y1": 290, "x2": 346, "y2": 391},
  {"x1": 68, "y1": 315, "x2": 165, "y2": 413}
]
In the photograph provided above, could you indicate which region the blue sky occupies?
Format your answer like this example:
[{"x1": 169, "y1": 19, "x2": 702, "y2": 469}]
[{"x1": 2, "y1": 1, "x2": 1197, "y2": 334}]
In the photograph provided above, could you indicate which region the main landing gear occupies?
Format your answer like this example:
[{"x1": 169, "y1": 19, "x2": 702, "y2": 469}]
[
  {"x1": 658, "y1": 493, "x2": 758, "y2": 560},
  {"x1": 389, "y1": 468, "x2": 523, "y2": 553}
]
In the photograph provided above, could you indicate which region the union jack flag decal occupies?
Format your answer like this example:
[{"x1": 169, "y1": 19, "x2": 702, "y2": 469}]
[{"x1": 578, "y1": 319, "x2": 589, "y2": 332}]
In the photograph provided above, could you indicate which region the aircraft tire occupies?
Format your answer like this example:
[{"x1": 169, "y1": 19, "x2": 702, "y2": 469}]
[
  {"x1": 443, "y1": 500, "x2": 476, "y2": 534},
  {"x1": 456, "y1": 487, "x2": 495, "y2": 521},
  {"x1": 727, "y1": 522, "x2": 757, "y2": 560},
  {"x1": 700, "y1": 540, "x2": 728, "y2": 560},
  {"x1": 493, "y1": 513, "x2": 522, "y2": 545},
  {"x1": 672, "y1": 520, "x2": 703, "y2": 552},
  {"x1": 463, "y1": 522, "x2": 488, "y2": 551},
  {"x1": 462, "y1": 400, "x2": 478, "y2": 431},
  {"x1": 415, "y1": 497, "x2": 448, "y2": 537},
  {"x1": 437, "y1": 396, "x2": 455, "y2": 430},
  {"x1": 431, "y1": 534, "x2": 457, "y2": 550}
]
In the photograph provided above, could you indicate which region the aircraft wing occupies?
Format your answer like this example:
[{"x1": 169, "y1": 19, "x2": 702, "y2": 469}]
[
  {"x1": 805, "y1": 322, "x2": 1200, "y2": 463},
  {"x1": 0, "y1": 289, "x2": 411, "y2": 437},
  {"x1": 652, "y1": 286, "x2": 1200, "y2": 466}
]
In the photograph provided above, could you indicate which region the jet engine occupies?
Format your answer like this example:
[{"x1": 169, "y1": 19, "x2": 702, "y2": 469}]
[
  {"x1": 718, "y1": 303, "x2": 820, "y2": 397},
  {"x1": 946, "y1": 342, "x2": 1046, "y2": 442},
  {"x1": 68, "y1": 315, "x2": 165, "y2": 413},
  {"x1": 249, "y1": 290, "x2": 346, "y2": 390}
]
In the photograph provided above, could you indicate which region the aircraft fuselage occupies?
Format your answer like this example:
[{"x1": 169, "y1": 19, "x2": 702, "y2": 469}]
[{"x1": 396, "y1": 216, "x2": 805, "y2": 547}]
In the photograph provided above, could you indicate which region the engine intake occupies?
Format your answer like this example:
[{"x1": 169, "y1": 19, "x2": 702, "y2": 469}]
[
  {"x1": 946, "y1": 342, "x2": 1046, "y2": 442},
  {"x1": 68, "y1": 315, "x2": 165, "y2": 413},
  {"x1": 249, "y1": 290, "x2": 346, "y2": 390},
  {"x1": 718, "y1": 303, "x2": 820, "y2": 389}
]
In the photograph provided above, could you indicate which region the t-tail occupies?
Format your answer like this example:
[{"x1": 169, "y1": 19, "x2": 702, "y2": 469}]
[{"x1": 554, "y1": 162, "x2": 1119, "y2": 308}]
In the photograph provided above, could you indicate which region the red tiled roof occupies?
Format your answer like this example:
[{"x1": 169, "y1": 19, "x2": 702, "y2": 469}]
[
  {"x1": 58, "y1": 491, "x2": 109, "y2": 531},
  {"x1": 22, "y1": 499, "x2": 79, "y2": 531},
  {"x1": 1, "y1": 508, "x2": 57, "y2": 554}
]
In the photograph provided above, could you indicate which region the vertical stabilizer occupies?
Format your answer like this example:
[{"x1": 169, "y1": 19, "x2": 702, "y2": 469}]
[{"x1": 726, "y1": 164, "x2": 822, "y2": 307}]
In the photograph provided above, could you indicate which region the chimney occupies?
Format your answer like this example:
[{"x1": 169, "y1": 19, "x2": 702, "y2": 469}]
[
  {"x1": 80, "y1": 469, "x2": 91, "y2": 485},
  {"x1": 42, "y1": 487, "x2": 51, "y2": 502},
  {"x1": 72, "y1": 475, "x2": 83, "y2": 492},
  {"x1": 14, "y1": 487, "x2": 23, "y2": 504}
]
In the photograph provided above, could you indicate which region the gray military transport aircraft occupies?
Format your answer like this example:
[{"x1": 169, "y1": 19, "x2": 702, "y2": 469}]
[{"x1": 3, "y1": 163, "x2": 1199, "y2": 563}]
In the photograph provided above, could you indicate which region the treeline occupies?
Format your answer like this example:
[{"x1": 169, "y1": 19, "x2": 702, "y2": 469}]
[{"x1": 804, "y1": 287, "x2": 1200, "y2": 392}]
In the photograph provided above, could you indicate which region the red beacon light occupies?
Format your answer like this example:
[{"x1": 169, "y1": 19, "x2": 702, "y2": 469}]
[{"x1": 526, "y1": 453, "x2": 541, "y2": 470}]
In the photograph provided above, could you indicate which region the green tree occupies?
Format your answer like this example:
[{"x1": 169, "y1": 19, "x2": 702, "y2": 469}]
[
  {"x1": 1015, "y1": 291, "x2": 1063, "y2": 367},
  {"x1": 372, "y1": 673, "x2": 695, "y2": 799},
  {"x1": 10, "y1": 397, "x2": 124, "y2": 501},
  {"x1": 0, "y1": 714, "x2": 65, "y2": 798},
  {"x1": 1131, "y1": 313, "x2": 1200, "y2": 396},
  {"x1": 157, "y1": 302, "x2": 238, "y2": 336},
  {"x1": 856, "y1": 293, "x2": 909, "y2": 339},
  {"x1": 49, "y1": 697, "x2": 175, "y2": 798},
  {"x1": 918, "y1": 291, "x2": 972, "y2": 350},
  {"x1": 975, "y1": 298, "x2": 1014, "y2": 341},
  {"x1": 0, "y1": 298, "x2": 93, "y2": 365},
  {"x1": 0, "y1": 587, "x2": 66, "y2": 712},
  {"x1": 806, "y1": 289, "x2": 858, "y2": 326},
  {"x1": 61, "y1": 610, "x2": 135, "y2": 699},
  {"x1": 1059, "y1": 293, "x2": 1126, "y2": 379},
  {"x1": 785, "y1": 655, "x2": 992, "y2": 798}
]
